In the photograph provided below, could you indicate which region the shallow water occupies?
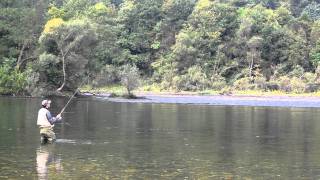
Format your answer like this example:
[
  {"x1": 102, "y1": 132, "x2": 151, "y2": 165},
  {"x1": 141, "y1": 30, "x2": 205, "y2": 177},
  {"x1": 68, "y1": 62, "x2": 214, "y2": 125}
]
[{"x1": 1, "y1": 96, "x2": 320, "y2": 179}]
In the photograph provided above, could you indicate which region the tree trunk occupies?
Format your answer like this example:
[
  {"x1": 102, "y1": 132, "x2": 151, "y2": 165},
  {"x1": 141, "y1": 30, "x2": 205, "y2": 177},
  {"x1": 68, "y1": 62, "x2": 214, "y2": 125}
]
[
  {"x1": 249, "y1": 51, "x2": 254, "y2": 78},
  {"x1": 213, "y1": 51, "x2": 221, "y2": 75},
  {"x1": 127, "y1": 86, "x2": 131, "y2": 96},
  {"x1": 57, "y1": 50, "x2": 67, "y2": 91},
  {"x1": 16, "y1": 40, "x2": 28, "y2": 70}
]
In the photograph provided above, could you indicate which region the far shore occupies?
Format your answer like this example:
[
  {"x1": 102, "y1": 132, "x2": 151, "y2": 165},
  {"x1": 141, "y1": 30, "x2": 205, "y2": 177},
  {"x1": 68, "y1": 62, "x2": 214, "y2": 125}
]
[
  {"x1": 2, "y1": 89, "x2": 320, "y2": 108},
  {"x1": 82, "y1": 91, "x2": 320, "y2": 108}
]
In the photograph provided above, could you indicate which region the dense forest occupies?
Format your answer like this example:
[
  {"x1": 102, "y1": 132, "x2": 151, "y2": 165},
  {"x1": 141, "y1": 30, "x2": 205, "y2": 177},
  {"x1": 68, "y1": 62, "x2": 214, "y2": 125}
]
[{"x1": 1, "y1": 0, "x2": 320, "y2": 96}]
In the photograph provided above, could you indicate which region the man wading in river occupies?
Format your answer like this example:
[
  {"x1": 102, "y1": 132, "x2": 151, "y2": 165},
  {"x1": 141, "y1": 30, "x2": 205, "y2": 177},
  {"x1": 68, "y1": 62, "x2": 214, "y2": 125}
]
[{"x1": 37, "y1": 100, "x2": 62, "y2": 143}]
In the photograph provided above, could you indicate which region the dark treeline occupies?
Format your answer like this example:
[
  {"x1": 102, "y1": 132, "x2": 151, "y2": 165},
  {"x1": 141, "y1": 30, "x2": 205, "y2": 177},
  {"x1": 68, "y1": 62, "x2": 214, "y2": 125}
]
[{"x1": 1, "y1": 0, "x2": 320, "y2": 96}]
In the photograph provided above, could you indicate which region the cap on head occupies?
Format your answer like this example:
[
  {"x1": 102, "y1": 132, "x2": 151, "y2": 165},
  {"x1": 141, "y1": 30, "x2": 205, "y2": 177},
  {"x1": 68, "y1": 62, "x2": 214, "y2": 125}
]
[{"x1": 41, "y1": 100, "x2": 51, "y2": 107}]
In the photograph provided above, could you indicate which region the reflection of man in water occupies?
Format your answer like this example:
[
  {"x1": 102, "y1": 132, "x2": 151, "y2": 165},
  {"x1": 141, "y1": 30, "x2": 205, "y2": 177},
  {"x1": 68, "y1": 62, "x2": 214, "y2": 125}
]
[
  {"x1": 37, "y1": 100, "x2": 62, "y2": 143},
  {"x1": 36, "y1": 144, "x2": 63, "y2": 180}
]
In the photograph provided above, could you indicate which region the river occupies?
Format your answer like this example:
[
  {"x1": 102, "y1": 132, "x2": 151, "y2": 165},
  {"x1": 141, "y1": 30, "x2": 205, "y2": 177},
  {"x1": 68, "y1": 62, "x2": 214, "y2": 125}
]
[{"x1": 0, "y1": 96, "x2": 320, "y2": 179}]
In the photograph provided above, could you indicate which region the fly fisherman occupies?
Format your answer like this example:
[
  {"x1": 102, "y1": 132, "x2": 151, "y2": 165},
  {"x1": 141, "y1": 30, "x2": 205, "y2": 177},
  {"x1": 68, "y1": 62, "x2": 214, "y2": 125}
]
[{"x1": 37, "y1": 100, "x2": 62, "y2": 143}]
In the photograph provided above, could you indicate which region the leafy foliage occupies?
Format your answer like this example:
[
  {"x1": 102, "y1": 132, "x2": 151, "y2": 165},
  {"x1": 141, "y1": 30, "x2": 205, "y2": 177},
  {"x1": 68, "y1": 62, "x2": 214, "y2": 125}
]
[
  {"x1": 0, "y1": 59, "x2": 26, "y2": 95},
  {"x1": 3, "y1": 0, "x2": 320, "y2": 95}
]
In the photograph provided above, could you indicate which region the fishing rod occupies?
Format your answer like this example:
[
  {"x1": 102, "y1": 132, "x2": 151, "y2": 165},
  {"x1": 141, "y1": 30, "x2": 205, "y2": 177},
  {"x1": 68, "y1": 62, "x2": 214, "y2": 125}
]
[
  {"x1": 58, "y1": 88, "x2": 80, "y2": 115},
  {"x1": 58, "y1": 75, "x2": 90, "y2": 115}
]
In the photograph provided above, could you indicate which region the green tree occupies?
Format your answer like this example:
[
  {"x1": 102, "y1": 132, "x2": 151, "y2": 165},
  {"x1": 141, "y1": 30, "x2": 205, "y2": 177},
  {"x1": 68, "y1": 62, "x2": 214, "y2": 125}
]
[
  {"x1": 247, "y1": 36, "x2": 263, "y2": 78},
  {"x1": 310, "y1": 41, "x2": 320, "y2": 66},
  {"x1": 0, "y1": 2, "x2": 41, "y2": 69},
  {"x1": 158, "y1": 1, "x2": 239, "y2": 79},
  {"x1": 37, "y1": 19, "x2": 97, "y2": 92},
  {"x1": 0, "y1": 58, "x2": 26, "y2": 95},
  {"x1": 117, "y1": 0, "x2": 164, "y2": 73},
  {"x1": 302, "y1": 2, "x2": 320, "y2": 21},
  {"x1": 120, "y1": 64, "x2": 140, "y2": 96}
]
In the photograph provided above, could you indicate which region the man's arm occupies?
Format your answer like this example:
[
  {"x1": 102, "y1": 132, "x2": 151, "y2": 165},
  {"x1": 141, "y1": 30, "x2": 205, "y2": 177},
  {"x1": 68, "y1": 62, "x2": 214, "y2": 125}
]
[{"x1": 46, "y1": 112, "x2": 62, "y2": 125}]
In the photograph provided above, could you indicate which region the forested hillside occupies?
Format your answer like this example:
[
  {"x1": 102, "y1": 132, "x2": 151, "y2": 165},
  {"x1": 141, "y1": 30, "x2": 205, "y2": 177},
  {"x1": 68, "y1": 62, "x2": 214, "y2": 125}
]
[{"x1": 1, "y1": 0, "x2": 320, "y2": 96}]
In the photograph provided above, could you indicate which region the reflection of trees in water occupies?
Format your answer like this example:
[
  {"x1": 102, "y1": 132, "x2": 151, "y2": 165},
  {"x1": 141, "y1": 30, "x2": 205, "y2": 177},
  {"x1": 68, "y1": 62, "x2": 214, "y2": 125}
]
[{"x1": 36, "y1": 144, "x2": 63, "y2": 180}]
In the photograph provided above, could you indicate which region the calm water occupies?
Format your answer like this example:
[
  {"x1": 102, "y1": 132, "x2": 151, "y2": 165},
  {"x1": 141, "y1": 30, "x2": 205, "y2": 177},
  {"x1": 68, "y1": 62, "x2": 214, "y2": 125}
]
[{"x1": 1, "y1": 97, "x2": 320, "y2": 179}]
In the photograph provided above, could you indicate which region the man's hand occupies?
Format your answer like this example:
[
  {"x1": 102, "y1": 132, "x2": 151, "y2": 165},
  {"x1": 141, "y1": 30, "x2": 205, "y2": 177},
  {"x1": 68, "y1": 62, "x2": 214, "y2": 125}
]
[{"x1": 56, "y1": 114, "x2": 62, "y2": 120}]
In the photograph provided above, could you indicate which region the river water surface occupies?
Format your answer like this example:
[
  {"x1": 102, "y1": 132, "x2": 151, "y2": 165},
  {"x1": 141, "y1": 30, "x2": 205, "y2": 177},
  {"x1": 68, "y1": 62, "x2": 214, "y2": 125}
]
[{"x1": 1, "y1": 96, "x2": 320, "y2": 179}]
